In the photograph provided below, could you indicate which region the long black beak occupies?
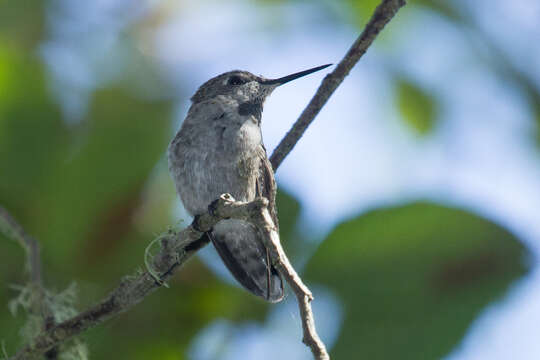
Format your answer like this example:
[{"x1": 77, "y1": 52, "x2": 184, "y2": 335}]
[{"x1": 261, "y1": 64, "x2": 332, "y2": 86}]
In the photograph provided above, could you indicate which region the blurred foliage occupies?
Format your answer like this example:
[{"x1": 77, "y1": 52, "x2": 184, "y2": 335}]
[
  {"x1": 305, "y1": 202, "x2": 529, "y2": 359},
  {"x1": 395, "y1": 78, "x2": 437, "y2": 135},
  {"x1": 0, "y1": 0, "x2": 44, "y2": 50},
  {"x1": 275, "y1": 188, "x2": 305, "y2": 262},
  {"x1": 345, "y1": 0, "x2": 382, "y2": 23},
  {"x1": 276, "y1": 190, "x2": 300, "y2": 244}
]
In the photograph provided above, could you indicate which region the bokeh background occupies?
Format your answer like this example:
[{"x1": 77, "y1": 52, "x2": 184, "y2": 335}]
[{"x1": 1, "y1": 0, "x2": 539, "y2": 359}]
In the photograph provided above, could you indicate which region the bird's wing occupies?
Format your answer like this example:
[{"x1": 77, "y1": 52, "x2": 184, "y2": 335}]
[
  {"x1": 256, "y1": 145, "x2": 279, "y2": 230},
  {"x1": 210, "y1": 145, "x2": 283, "y2": 303},
  {"x1": 210, "y1": 219, "x2": 283, "y2": 302},
  {"x1": 255, "y1": 146, "x2": 283, "y2": 300}
]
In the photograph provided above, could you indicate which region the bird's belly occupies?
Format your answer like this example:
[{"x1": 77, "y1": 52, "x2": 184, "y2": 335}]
[{"x1": 170, "y1": 145, "x2": 258, "y2": 216}]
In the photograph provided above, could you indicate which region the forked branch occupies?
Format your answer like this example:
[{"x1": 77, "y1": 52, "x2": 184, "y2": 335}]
[{"x1": 7, "y1": 0, "x2": 406, "y2": 358}]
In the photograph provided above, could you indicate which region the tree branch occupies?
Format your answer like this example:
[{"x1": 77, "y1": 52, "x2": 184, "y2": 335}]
[
  {"x1": 7, "y1": 0, "x2": 406, "y2": 358},
  {"x1": 0, "y1": 206, "x2": 43, "y2": 289},
  {"x1": 8, "y1": 195, "x2": 271, "y2": 360},
  {"x1": 270, "y1": 0, "x2": 407, "y2": 170}
]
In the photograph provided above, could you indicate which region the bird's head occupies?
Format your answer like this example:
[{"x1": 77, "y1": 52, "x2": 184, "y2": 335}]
[{"x1": 190, "y1": 64, "x2": 332, "y2": 106}]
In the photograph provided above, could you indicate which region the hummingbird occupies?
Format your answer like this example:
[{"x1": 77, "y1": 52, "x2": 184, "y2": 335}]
[{"x1": 168, "y1": 64, "x2": 331, "y2": 302}]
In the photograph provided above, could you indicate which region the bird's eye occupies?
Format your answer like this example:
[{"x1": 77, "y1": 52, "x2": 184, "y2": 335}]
[{"x1": 228, "y1": 76, "x2": 245, "y2": 86}]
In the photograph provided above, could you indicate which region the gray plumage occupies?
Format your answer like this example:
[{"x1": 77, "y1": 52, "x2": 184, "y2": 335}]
[{"x1": 167, "y1": 65, "x2": 331, "y2": 302}]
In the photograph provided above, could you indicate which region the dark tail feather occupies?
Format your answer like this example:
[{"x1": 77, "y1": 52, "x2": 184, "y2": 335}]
[{"x1": 209, "y1": 220, "x2": 283, "y2": 302}]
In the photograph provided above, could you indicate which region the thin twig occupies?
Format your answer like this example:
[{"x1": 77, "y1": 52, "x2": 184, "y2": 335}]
[
  {"x1": 0, "y1": 207, "x2": 44, "y2": 311},
  {"x1": 0, "y1": 207, "x2": 42, "y2": 288},
  {"x1": 270, "y1": 0, "x2": 407, "y2": 170},
  {"x1": 249, "y1": 199, "x2": 328, "y2": 359},
  {"x1": 0, "y1": 206, "x2": 59, "y2": 359}
]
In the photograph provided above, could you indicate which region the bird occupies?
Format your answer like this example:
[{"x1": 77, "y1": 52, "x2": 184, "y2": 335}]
[{"x1": 167, "y1": 64, "x2": 331, "y2": 302}]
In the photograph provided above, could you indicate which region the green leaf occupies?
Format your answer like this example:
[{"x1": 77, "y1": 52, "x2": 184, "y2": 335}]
[
  {"x1": 396, "y1": 79, "x2": 438, "y2": 135},
  {"x1": 304, "y1": 202, "x2": 530, "y2": 359},
  {"x1": 347, "y1": 0, "x2": 382, "y2": 24},
  {"x1": 0, "y1": 48, "x2": 67, "y2": 211},
  {"x1": 35, "y1": 88, "x2": 173, "y2": 266},
  {"x1": 276, "y1": 188, "x2": 301, "y2": 246}
]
